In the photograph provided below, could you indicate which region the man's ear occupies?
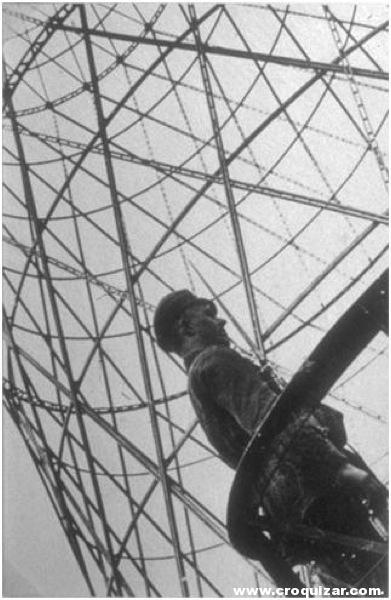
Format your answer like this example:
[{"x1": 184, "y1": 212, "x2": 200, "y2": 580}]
[{"x1": 177, "y1": 315, "x2": 194, "y2": 337}]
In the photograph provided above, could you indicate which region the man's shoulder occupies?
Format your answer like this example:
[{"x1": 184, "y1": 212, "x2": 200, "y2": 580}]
[
  {"x1": 192, "y1": 345, "x2": 240, "y2": 368},
  {"x1": 188, "y1": 346, "x2": 243, "y2": 400},
  {"x1": 189, "y1": 346, "x2": 245, "y2": 384}
]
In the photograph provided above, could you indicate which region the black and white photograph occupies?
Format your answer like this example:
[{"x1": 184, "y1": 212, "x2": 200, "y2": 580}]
[{"x1": 3, "y1": 2, "x2": 388, "y2": 597}]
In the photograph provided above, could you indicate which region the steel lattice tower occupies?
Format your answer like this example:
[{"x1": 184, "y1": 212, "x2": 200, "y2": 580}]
[{"x1": 3, "y1": 4, "x2": 388, "y2": 596}]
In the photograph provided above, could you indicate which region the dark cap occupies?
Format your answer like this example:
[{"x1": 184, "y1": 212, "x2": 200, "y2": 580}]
[{"x1": 154, "y1": 290, "x2": 206, "y2": 353}]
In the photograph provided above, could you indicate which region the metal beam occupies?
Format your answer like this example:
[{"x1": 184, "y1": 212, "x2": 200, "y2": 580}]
[
  {"x1": 3, "y1": 4, "x2": 76, "y2": 108},
  {"x1": 227, "y1": 270, "x2": 388, "y2": 580},
  {"x1": 53, "y1": 21, "x2": 388, "y2": 80},
  {"x1": 7, "y1": 122, "x2": 386, "y2": 357},
  {"x1": 104, "y1": 419, "x2": 202, "y2": 596},
  {"x1": 135, "y1": 20, "x2": 388, "y2": 281},
  {"x1": 4, "y1": 74, "x2": 123, "y2": 592},
  {"x1": 3, "y1": 378, "x2": 202, "y2": 596},
  {"x1": 10, "y1": 125, "x2": 388, "y2": 225},
  {"x1": 136, "y1": 280, "x2": 205, "y2": 595},
  {"x1": 80, "y1": 6, "x2": 190, "y2": 595},
  {"x1": 2, "y1": 4, "x2": 222, "y2": 330},
  {"x1": 324, "y1": 6, "x2": 389, "y2": 187},
  {"x1": 5, "y1": 376, "x2": 226, "y2": 595},
  {"x1": 5, "y1": 128, "x2": 310, "y2": 335},
  {"x1": 263, "y1": 217, "x2": 383, "y2": 340},
  {"x1": 3, "y1": 387, "x2": 96, "y2": 596},
  {"x1": 5, "y1": 340, "x2": 270, "y2": 583},
  {"x1": 189, "y1": 3, "x2": 266, "y2": 359},
  {"x1": 267, "y1": 244, "x2": 388, "y2": 353}
]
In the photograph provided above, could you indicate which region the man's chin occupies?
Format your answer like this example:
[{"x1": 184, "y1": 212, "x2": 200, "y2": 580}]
[{"x1": 204, "y1": 335, "x2": 230, "y2": 347}]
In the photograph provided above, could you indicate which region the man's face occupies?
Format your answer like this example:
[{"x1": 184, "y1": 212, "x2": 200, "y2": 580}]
[{"x1": 181, "y1": 301, "x2": 229, "y2": 347}]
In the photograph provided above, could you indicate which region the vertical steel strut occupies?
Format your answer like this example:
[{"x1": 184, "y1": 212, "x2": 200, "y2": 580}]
[
  {"x1": 324, "y1": 7, "x2": 389, "y2": 189},
  {"x1": 79, "y1": 6, "x2": 190, "y2": 596},
  {"x1": 188, "y1": 4, "x2": 266, "y2": 359},
  {"x1": 4, "y1": 65, "x2": 127, "y2": 595}
]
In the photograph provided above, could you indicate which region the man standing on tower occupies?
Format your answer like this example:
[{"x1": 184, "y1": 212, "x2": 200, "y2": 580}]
[{"x1": 153, "y1": 289, "x2": 377, "y2": 563}]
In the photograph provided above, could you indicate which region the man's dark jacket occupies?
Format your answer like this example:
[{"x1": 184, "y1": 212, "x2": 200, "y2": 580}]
[{"x1": 186, "y1": 345, "x2": 348, "y2": 522}]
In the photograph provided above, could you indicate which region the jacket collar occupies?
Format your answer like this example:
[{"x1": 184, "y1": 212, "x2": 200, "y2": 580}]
[{"x1": 183, "y1": 347, "x2": 205, "y2": 371}]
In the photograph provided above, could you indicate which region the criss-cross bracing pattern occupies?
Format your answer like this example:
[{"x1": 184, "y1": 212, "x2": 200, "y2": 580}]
[{"x1": 3, "y1": 4, "x2": 388, "y2": 596}]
